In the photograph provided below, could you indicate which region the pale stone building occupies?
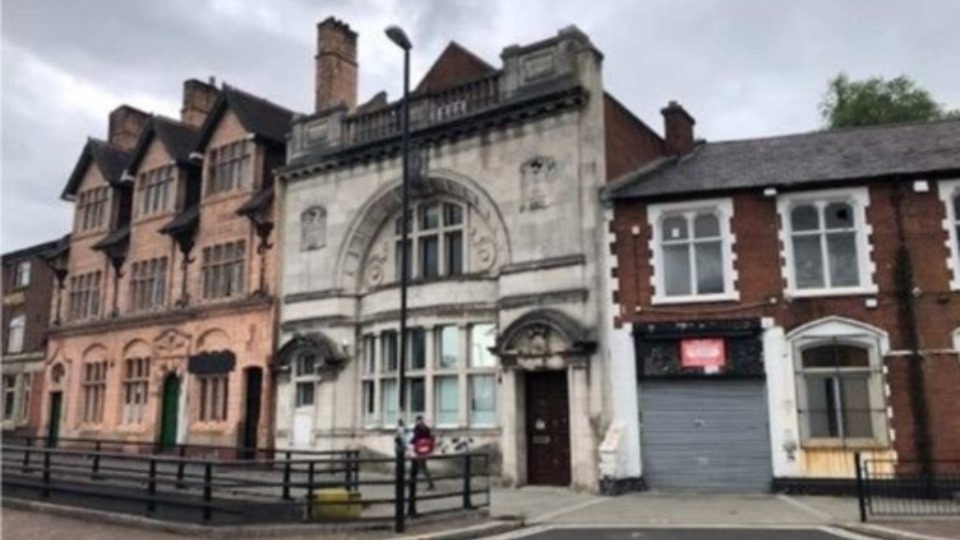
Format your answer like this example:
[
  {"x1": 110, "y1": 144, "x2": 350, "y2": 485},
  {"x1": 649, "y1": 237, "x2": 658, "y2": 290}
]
[{"x1": 274, "y1": 18, "x2": 665, "y2": 490}]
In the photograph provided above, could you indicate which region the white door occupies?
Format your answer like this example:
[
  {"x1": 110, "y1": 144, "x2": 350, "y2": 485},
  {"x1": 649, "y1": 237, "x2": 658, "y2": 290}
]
[{"x1": 292, "y1": 380, "x2": 315, "y2": 448}]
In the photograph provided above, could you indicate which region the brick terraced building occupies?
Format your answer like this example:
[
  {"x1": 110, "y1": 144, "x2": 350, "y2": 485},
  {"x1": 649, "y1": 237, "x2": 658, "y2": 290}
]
[{"x1": 605, "y1": 114, "x2": 960, "y2": 492}]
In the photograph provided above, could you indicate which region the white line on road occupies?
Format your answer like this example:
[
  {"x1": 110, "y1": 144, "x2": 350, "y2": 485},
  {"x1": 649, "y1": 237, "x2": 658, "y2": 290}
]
[{"x1": 528, "y1": 497, "x2": 610, "y2": 524}]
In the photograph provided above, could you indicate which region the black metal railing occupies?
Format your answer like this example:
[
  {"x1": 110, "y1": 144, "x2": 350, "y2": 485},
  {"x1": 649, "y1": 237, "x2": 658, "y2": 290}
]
[
  {"x1": 855, "y1": 452, "x2": 960, "y2": 521},
  {"x1": 1, "y1": 439, "x2": 490, "y2": 532}
]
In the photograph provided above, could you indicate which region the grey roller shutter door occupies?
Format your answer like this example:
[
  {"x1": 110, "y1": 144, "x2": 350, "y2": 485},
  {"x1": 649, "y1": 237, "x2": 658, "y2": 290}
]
[{"x1": 639, "y1": 380, "x2": 772, "y2": 492}]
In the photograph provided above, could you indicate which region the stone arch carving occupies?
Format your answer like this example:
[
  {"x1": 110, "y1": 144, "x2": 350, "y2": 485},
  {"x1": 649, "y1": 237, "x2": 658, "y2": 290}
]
[
  {"x1": 493, "y1": 308, "x2": 596, "y2": 369},
  {"x1": 122, "y1": 338, "x2": 153, "y2": 359},
  {"x1": 301, "y1": 205, "x2": 327, "y2": 251},
  {"x1": 81, "y1": 343, "x2": 108, "y2": 363},
  {"x1": 275, "y1": 332, "x2": 349, "y2": 374},
  {"x1": 786, "y1": 315, "x2": 890, "y2": 354},
  {"x1": 196, "y1": 328, "x2": 231, "y2": 352},
  {"x1": 334, "y1": 170, "x2": 512, "y2": 292},
  {"x1": 520, "y1": 156, "x2": 557, "y2": 212}
]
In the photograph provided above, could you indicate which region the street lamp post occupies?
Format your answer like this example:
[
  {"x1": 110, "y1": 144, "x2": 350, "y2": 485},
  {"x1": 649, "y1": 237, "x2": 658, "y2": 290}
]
[{"x1": 386, "y1": 24, "x2": 412, "y2": 533}]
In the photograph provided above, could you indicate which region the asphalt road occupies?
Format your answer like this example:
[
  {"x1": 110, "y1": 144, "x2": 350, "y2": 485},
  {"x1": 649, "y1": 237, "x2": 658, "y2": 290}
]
[{"x1": 492, "y1": 528, "x2": 875, "y2": 540}]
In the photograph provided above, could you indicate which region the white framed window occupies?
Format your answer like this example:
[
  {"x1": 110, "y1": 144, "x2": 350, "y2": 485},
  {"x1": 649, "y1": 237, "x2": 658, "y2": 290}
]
[
  {"x1": 76, "y1": 186, "x2": 110, "y2": 232},
  {"x1": 395, "y1": 201, "x2": 465, "y2": 281},
  {"x1": 198, "y1": 374, "x2": 229, "y2": 422},
  {"x1": 82, "y1": 361, "x2": 108, "y2": 424},
  {"x1": 18, "y1": 373, "x2": 31, "y2": 423},
  {"x1": 648, "y1": 198, "x2": 738, "y2": 304},
  {"x1": 937, "y1": 179, "x2": 960, "y2": 290},
  {"x1": 294, "y1": 351, "x2": 316, "y2": 407},
  {"x1": 361, "y1": 322, "x2": 497, "y2": 430},
  {"x1": 121, "y1": 358, "x2": 150, "y2": 424},
  {"x1": 789, "y1": 317, "x2": 889, "y2": 447},
  {"x1": 13, "y1": 261, "x2": 31, "y2": 288},
  {"x1": 778, "y1": 187, "x2": 875, "y2": 297},
  {"x1": 7, "y1": 314, "x2": 25, "y2": 354}
]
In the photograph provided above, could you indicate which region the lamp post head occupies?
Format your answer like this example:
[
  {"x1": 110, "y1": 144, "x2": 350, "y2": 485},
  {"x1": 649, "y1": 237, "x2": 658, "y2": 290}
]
[{"x1": 385, "y1": 25, "x2": 412, "y2": 50}]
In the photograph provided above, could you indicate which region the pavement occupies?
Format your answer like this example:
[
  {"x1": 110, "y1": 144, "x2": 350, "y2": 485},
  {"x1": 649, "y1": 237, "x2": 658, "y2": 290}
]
[{"x1": 3, "y1": 487, "x2": 958, "y2": 540}]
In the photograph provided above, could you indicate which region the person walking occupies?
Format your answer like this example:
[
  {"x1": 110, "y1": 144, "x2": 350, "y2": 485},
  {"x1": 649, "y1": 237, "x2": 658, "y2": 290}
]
[{"x1": 410, "y1": 415, "x2": 436, "y2": 490}]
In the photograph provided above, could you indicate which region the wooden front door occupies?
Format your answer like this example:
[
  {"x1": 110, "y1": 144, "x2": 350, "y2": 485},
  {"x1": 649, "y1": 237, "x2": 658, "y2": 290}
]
[
  {"x1": 242, "y1": 367, "x2": 263, "y2": 454},
  {"x1": 47, "y1": 392, "x2": 62, "y2": 447},
  {"x1": 159, "y1": 374, "x2": 180, "y2": 449},
  {"x1": 525, "y1": 371, "x2": 571, "y2": 486}
]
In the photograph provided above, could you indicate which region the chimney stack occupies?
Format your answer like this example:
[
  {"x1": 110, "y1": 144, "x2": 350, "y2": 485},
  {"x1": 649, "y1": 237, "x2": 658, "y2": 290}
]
[
  {"x1": 661, "y1": 101, "x2": 696, "y2": 156},
  {"x1": 107, "y1": 105, "x2": 150, "y2": 151},
  {"x1": 181, "y1": 78, "x2": 220, "y2": 128},
  {"x1": 315, "y1": 17, "x2": 358, "y2": 112}
]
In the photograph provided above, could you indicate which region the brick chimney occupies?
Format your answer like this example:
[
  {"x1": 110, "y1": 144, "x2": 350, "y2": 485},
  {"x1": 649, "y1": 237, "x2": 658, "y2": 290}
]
[
  {"x1": 661, "y1": 101, "x2": 696, "y2": 156},
  {"x1": 315, "y1": 17, "x2": 358, "y2": 112},
  {"x1": 181, "y1": 78, "x2": 220, "y2": 128},
  {"x1": 107, "y1": 105, "x2": 150, "y2": 151}
]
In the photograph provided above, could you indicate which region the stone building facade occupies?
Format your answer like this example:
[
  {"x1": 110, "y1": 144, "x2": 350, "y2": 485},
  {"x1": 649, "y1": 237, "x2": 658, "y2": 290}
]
[
  {"x1": 2, "y1": 240, "x2": 59, "y2": 435},
  {"x1": 274, "y1": 19, "x2": 662, "y2": 490},
  {"x1": 607, "y1": 116, "x2": 960, "y2": 491},
  {"x1": 43, "y1": 81, "x2": 292, "y2": 450}
]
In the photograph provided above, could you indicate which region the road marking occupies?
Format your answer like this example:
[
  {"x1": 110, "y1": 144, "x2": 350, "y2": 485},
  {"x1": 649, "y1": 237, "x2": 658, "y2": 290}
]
[
  {"x1": 481, "y1": 524, "x2": 893, "y2": 540},
  {"x1": 528, "y1": 497, "x2": 609, "y2": 524},
  {"x1": 776, "y1": 494, "x2": 834, "y2": 520},
  {"x1": 848, "y1": 523, "x2": 957, "y2": 540},
  {"x1": 819, "y1": 525, "x2": 887, "y2": 539}
]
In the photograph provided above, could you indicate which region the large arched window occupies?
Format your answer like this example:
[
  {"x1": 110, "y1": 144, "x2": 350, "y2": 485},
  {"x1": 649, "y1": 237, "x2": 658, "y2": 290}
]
[
  {"x1": 394, "y1": 201, "x2": 465, "y2": 281},
  {"x1": 790, "y1": 318, "x2": 888, "y2": 445}
]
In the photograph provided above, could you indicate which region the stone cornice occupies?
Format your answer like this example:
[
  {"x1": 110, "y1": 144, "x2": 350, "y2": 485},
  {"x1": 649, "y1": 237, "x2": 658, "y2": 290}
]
[{"x1": 500, "y1": 254, "x2": 585, "y2": 275}]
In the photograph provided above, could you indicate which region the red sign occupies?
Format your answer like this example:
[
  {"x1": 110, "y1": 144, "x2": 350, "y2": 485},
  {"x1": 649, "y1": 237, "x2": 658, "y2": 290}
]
[{"x1": 680, "y1": 339, "x2": 726, "y2": 369}]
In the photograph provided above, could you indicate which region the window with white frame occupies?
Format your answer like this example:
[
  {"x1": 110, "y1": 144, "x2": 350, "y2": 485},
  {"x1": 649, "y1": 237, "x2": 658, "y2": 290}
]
[
  {"x1": 129, "y1": 258, "x2": 168, "y2": 312},
  {"x1": 206, "y1": 140, "x2": 250, "y2": 195},
  {"x1": 13, "y1": 261, "x2": 31, "y2": 288},
  {"x1": 139, "y1": 166, "x2": 175, "y2": 216},
  {"x1": 649, "y1": 199, "x2": 736, "y2": 303},
  {"x1": 198, "y1": 374, "x2": 229, "y2": 422},
  {"x1": 779, "y1": 188, "x2": 874, "y2": 295},
  {"x1": 82, "y1": 361, "x2": 107, "y2": 424},
  {"x1": 795, "y1": 339, "x2": 886, "y2": 444},
  {"x1": 18, "y1": 373, "x2": 31, "y2": 423},
  {"x1": 121, "y1": 358, "x2": 150, "y2": 424},
  {"x1": 7, "y1": 314, "x2": 25, "y2": 354},
  {"x1": 361, "y1": 323, "x2": 498, "y2": 429},
  {"x1": 69, "y1": 271, "x2": 102, "y2": 320},
  {"x1": 937, "y1": 179, "x2": 960, "y2": 289},
  {"x1": 395, "y1": 201, "x2": 465, "y2": 281},
  {"x1": 2, "y1": 375, "x2": 15, "y2": 421},
  {"x1": 201, "y1": 241, "x2": 245, "y2": 300},
  {"x1": 294, "y1": 351, "x2": 317, "y2": 407}
]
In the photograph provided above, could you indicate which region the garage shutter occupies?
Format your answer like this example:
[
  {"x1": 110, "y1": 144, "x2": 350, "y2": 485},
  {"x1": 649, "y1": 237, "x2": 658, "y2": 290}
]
[{"x1": 639, "y1": 380, "x2": 772, "y2": 492}]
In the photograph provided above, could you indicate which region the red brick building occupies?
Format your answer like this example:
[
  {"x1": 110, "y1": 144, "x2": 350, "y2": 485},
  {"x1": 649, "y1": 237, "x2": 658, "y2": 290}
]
[
  {"x1": 43, "y1": 80, "x2": 292, "y2": 450},
  {"x1": 2, "y1": 240, "x2": 60, "y2": 435},
  {"x1": 606, "y1": 111, "x2": 960, "y2": 492}
]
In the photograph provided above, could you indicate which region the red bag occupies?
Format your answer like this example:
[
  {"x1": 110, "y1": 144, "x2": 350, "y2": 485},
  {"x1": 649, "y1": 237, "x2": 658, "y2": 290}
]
[{"x1": 413, "y1": 437, "x2": 434, "y2": 456}]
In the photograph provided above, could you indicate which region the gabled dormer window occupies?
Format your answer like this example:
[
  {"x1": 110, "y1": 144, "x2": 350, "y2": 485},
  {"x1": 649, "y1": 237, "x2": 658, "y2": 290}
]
[
  {"x1": 76, "y1": 187, "x2": 110, "y2": 232},
  {"x1": 138, "y1": 166, "x2": 175, "y2": 216},
  {"x1": 206, "y1": 140, "x2": 250, "y2": 196}
]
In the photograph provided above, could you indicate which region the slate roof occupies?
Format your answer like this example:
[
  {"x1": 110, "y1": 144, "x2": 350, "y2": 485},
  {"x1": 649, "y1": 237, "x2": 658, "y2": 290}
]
[
  {"x1": 235, "y1": 187, "x2": 274, "y2": 216},
  {"x1": 193, "y1": 86, "x2": 295, "y2": 150},
  {"x1": 159, "y1": 205, "x2": 199, "y2": 236},
  {"x1": 1, "y1": 238, "x2": 61, "y2": 263},
  {"x1": 61, "y1": 139, "x2": 132, "y2": 199},
  {"x1": 608, "y1": 119, "x2": 960, "y2": 199},
  {"x1": 125, "y1": 116, "x2": 198, "y2": 175}
]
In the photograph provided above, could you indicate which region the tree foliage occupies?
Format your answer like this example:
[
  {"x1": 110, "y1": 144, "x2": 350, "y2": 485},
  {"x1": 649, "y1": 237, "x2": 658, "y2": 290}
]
[{"x1": 820, "y1": 73, "x2": 959, "y2": 129}]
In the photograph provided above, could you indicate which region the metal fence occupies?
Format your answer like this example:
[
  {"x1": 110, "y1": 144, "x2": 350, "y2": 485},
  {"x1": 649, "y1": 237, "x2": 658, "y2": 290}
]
[
  {"x1": 855, "y1": 453, "x2": 960, "y2": 521},
  {"x1": 1, "y1": 436, "x2": 490, "y2": 532}
]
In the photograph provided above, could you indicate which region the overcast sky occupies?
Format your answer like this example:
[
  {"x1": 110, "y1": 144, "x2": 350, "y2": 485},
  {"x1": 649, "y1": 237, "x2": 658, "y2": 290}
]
[{"x1": 2, "y1": 0, "x2": 959, "y2": 252}]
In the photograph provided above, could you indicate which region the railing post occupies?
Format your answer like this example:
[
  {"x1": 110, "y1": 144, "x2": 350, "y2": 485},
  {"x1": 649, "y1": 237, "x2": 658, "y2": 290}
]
[
  {"x1": 394, "y1": 450, "x2": 405, "y2": 533},
  {"x1": 176, "y1": 446, "x2": 186, "y2": 488},
  {"x1": 202, "y1": 462, "x2": 213, "y2": 522},
  {"x1": 92, "y1": 441, "x2": 102, "y2": 479},
  {"x1": 462, "y1": 453, "x2": 473, "y2": 509},
  {"x1": 306, "y1": 461, "x2": 315, "y2": 521},
  {"x1": 146, "y1": 458, "x2": 157, "y2": 513},
  {"x1": 344, "y1": 451, "x2": 352, "y2": 490},
  {"x1": 282, "y1": 451, "x2": 292, "y2": 500},
  {"x1": 41, "y1": 450, "x2": 52, "y2": 498},
  {"x1": 407, "y1": 457, "x2": 418, "y2": 518},
  {"x1": 855, "y1": 451, "x2": 867, "y2": 523},
  {"x1": 22, "y1": 443, "x2": 31, "y2": 473}
]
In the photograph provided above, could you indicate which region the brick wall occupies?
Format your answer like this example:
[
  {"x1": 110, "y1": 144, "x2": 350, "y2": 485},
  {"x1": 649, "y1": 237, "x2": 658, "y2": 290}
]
[{"x1": 604, "y1": 94, "x2": 666, "y2": 181}]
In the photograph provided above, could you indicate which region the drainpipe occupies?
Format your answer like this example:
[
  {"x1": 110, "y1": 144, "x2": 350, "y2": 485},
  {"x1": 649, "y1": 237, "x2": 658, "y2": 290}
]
[{"x1": 890, "y1": 182, "x2": 932, "y2": 477}]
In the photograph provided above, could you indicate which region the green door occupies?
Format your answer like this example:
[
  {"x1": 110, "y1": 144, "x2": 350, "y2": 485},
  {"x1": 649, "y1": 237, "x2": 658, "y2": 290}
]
[
  {"x1": 47, "y1": 392, "x2": 62, "y2": 447},
  {"x1": 159, "y1": 375, "x2": 180, "y2": 449}
]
